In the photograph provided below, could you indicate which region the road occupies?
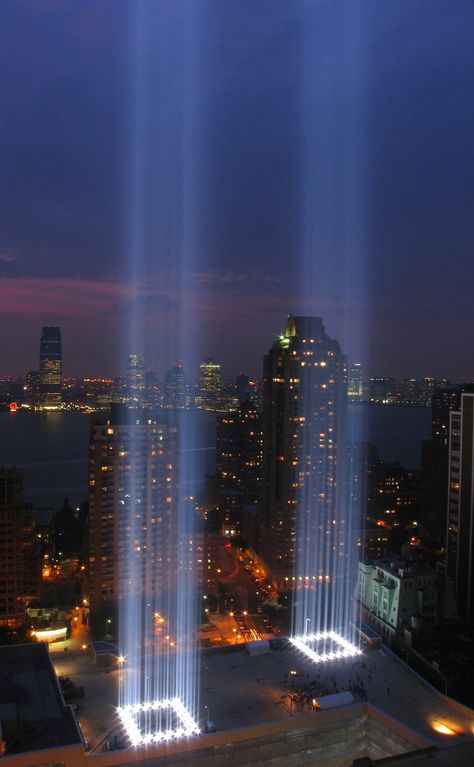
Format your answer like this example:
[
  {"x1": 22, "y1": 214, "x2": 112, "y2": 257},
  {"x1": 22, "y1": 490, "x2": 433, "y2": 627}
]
[{"x1": 211, "y1": 542, "x2": 281, "y2": 644}]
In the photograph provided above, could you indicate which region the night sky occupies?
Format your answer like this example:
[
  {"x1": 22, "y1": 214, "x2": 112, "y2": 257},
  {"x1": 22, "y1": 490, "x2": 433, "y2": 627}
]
[{"x1": 0, "y1": 1, "x2": 473, "y2": 380}]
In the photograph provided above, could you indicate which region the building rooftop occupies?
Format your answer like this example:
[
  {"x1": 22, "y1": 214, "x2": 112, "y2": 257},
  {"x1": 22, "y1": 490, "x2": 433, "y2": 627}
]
[
  {"x1": 46, "y1": 639, "x2": 474, "y2": 766},
  {"x1": 0, "y1": 642, "x2": 83, "y2": 755},
  {"x1": 364, "y1": 559, "x2": 436, "y2": 579}
]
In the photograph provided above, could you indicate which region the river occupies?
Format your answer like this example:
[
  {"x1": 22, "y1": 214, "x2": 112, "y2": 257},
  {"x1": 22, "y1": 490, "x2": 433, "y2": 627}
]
[{"x1": 0, "y1": 404, "x2": 431, "y2": 509}]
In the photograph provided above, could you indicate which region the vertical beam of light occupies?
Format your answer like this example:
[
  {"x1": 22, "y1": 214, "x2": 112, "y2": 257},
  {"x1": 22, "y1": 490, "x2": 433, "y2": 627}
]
[
  {"x1": 292, "y1": 1, "x2": 369, "y2": 653},
  {"x1": 118, "y1": 0, "x2": 203, "y2": 743}
]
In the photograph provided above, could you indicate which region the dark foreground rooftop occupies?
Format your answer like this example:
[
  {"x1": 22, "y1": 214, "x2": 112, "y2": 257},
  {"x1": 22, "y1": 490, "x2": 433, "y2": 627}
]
[{"x1": 0, "y1": 642, "x2": 82, "y2": 754}]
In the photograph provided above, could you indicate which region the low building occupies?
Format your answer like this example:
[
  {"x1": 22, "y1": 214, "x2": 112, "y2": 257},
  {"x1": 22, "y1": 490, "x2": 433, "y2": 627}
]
[{"x1": 356, "y1": 559, "x2": 455, "y2": 643}]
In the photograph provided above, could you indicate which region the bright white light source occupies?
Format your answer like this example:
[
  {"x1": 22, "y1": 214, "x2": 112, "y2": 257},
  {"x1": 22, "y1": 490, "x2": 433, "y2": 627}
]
[
  {"x1": 432, "y1": 721, "x2": 457, "y2": 736},
  {"x1": 290, "y1": 631, "x2": 362, "y2": 664},
  {"x1": 117, "y1": 697, "x2": 200, "y2": 747}
]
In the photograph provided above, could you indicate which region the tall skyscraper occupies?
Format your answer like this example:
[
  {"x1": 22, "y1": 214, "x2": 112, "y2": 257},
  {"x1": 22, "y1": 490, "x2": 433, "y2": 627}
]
[
  {"x1": 261, "y1": 315, "x2": 347, "y2": 589},
  {"x1": 196, "y1": 358, "x2": 222, "y2": 411},
  {"x1": 88, "y1": 405, "x2": 177, "y2": 619},
  {"x1": 39, "y1": 326, "x2": 62, "y2": 409},
  {"x1": 446, "y1": 393, "x2": 474, "y2": 619},
  {"x1": 125, "y1": 353, "x2": 145, "y2": 405},
  {"x1": 164, "y1": 363, "x2": 187, "y2": 409},
  {"x1": 348, "y1": 362, "x2": 364, "y2": 399}
]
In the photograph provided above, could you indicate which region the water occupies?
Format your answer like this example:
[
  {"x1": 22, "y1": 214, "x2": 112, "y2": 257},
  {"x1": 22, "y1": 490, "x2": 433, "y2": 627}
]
[
  {"x1": 359, "y1": 403, "x2": 431, "y2": 469},
  {"x1": 0, "y1": 404, "x2": 431, "y2": 510},
  {"x1": 0, "y1": 409, "x2": 217, "y2": 509}
]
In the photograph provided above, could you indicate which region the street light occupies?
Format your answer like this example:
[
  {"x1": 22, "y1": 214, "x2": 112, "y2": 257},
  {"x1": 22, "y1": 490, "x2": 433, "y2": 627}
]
[
  {"x1": 304, "y1": 617, "x2": 311, "y2": 636},
  {"x1": 204, "y1": 704, "x2": 210, "y2": 727}
]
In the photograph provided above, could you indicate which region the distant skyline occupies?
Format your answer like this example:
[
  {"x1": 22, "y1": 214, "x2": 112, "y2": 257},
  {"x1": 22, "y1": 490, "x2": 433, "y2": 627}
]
[
  {"x1": 1, "y1": 1, "x2": 473, "y2": 379},
  {"x1": 0, "y1": 326, "x2": 470, "y2": 384}
]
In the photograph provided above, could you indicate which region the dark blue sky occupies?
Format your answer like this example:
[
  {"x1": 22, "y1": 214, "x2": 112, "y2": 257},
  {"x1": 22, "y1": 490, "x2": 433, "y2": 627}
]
[{"x1": 0, "y1": 0, "x2": 472, "y2": 379}]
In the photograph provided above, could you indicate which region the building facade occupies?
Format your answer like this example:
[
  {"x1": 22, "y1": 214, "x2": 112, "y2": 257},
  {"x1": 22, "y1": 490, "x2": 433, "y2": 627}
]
[
  {"x1": 164, "y1": 363, "x2": 187, "y2": 409},
  {"x1": 260, "y1": 315, "x2": 347, "y2": 589},
  {"x1": 39, "y1": 326, "x2": 62, "y2": 409},
  {"x1": 196, "y1": 358, "x2": 222, "y2": 411},
  {"x1": 88, "y1": 405, "x2": 177, "y2": 618},
  {"x1": 357, "y1": 559, "x2": 440, "y2": 642},
  {"x1": 446, "y1": 392, "x2": 474, "y2": 619},
  {"x1": 0, "y1": 468, "x2": 40, "y2": 622},
  {"x1": 125, "y1": 353, "x2": 146, "y2": 405},
  {"x1": 217, "y1": 400, "x2": 262, "y2": 495}
]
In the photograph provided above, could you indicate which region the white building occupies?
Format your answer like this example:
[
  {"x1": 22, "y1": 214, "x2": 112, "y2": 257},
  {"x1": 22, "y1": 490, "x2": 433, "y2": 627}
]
[{"x1": 357, "y1": 559, "x2": 442, "y2": 642}]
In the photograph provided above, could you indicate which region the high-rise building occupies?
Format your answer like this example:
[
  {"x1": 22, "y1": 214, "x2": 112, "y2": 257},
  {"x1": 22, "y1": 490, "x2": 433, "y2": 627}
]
[
  {"x1": 0, "y1": 468, "x2": 39, "y2": 621},
  {"x1": 164, "y1": 363, "x2": 187, "y2": 409},
  {"x1": 26, "y1": 370, "x2": 41, "y2": 409},
  {"x1": 261, "y1": 315, "x2": 347, "y2": 588},
  {"x1": 348, "y1": 362, "x2": 364, "y2": 399},
  {"x1": 196, "y1": 358, "x2": 222, "y2": 411},
  {"x1": 446, "y1": 393, "x2": 474, "y2": 619},
  {"x1": 216, "y1": 399, "x2": 263, "y2": 534},
  {"x1": 125, "y1": 353, "x2": 145, "y2": 405},
  {"x1": 217, "y1": 399, "x2": 263, "y2": 494},
  {"x1": 39, "y1": 326, "x2": 62, "y2": 409},
  {"x1": 420, "y1": 384, "x2": 474, "y2": 545},
  {"x1": 88, "y1": 405, "x2": 177, "y2": 618}
]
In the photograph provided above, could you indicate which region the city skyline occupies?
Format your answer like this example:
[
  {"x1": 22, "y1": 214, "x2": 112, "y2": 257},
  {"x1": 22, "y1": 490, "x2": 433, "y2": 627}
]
[
  {"x1": 0, "y1": 1, "x2": 473, "y2": 379},
  {"x1": 1, "y1": 2, "x2": 474, "y2": 762},
  {"x1": 2, "y1": 312, "x2": 474, "y2": 760},
  {"x1": 1, "y1": 321, "x2": 473, "y2": 384}
]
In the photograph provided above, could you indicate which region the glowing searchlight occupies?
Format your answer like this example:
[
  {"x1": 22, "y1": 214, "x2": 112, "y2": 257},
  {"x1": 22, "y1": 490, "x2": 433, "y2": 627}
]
[
  {"x1": 290, "y1": 2, "x2": 367, "y2": 664},
  {"x1": 117, "y1": 2, "x2": 202, "y2": 746}
]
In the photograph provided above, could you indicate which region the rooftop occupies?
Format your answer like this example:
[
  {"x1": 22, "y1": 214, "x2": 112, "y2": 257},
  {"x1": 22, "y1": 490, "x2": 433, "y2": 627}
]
[
  {"x1": 0, "y1": 642, "x2": 83, "y2": 755},
  {"x1": 363, "y1": 559, "x2": 436, "y2": 579},
  {"x1": 46, "y1": 639, "x2": 474, "y2": 766}
]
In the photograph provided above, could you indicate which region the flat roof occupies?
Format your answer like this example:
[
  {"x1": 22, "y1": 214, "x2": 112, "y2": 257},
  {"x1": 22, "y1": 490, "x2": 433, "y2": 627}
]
[
  {"x1": 49, "y1": 640, "x2": 474, "y2": 758},
  {"x1": 0, "y1": 642, "x2": 83, "y2": 755}
]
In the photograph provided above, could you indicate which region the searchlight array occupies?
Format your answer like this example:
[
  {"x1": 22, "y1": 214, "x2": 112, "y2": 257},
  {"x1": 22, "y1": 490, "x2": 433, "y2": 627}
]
[
  {"x1": 290, "y1": 631, "x2": 362, "y2": 664},
  {"x1": 117, "y1": 697, "x2": 200, "y2": 747}
]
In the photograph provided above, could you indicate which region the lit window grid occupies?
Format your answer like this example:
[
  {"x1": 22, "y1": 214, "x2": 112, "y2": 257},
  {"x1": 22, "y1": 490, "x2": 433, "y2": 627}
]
[
  {"x1": 290, "y1": 631, "x2": 362, "y2": 664},
  {"x1": 117, "y1": 697, "x2": 200, "y2": 747}
]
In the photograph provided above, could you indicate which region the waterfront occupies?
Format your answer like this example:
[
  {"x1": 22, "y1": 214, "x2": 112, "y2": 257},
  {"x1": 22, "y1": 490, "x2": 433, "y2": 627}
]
[{"x1": 0, "y1": 404, "x2": 431, "y2": 509}]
